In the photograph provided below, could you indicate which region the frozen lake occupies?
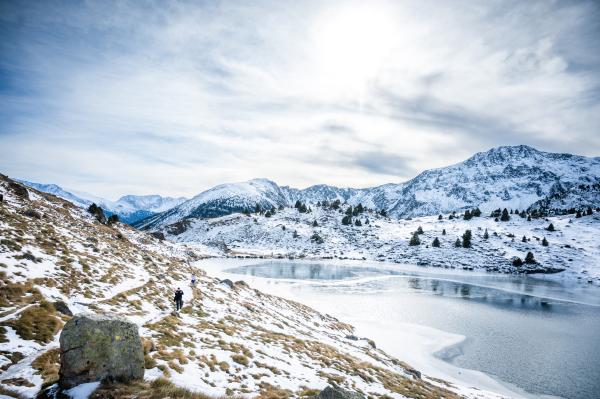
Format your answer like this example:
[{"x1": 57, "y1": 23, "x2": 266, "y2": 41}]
[{"x1": 196, "y1": 259, "x2": 600, "y2": 399}]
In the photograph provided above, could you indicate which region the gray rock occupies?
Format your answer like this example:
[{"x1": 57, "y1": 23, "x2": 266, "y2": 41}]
[
  {"x1": 59, "y1": 314, "x2": 144, "y2": 389},
  {"x1": 8, "y1": 182, "x2": 29, "y2": 199},
  {"x1": 316, "y1": 386, "x2": 365, "y2": 399},
  {"x1": 53, "y1": 300, "x2": 73, "y2": 316},
  {"x1": 220, "y1": 279, "x2": 234, "y2": 289},
  {"x1": 150, "y1": 231, "x2": 165, "y2": 241},
  {"x1": 405, "y1": 366, "x2": 421, "y2": 379}
]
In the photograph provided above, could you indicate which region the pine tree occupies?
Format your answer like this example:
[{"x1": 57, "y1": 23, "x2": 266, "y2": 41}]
[
  {"x1": 462, "y1": 230, "x2": 472, "y2": 248},
  {"x1": 341, "y1": 215, "x2": 352, "y2": 225},
  {"x1": 438, "y1": 214, "x2": 443, "y2": 220},
  {"x1": 416, "y1": 226, "x2": 424, "y2": 235},
  {"x1": 472, "y1": 208, "x2": 482, "y2": 217},
  {"x1": 542, "y1": 237, "x2": 548, "y2": 246},
  {"x1": 454, "y1": 238, "x2": 462, "y2": 247},
  {"x1": 527, "y1": 215, "x2": 532, "y2": 221},
  {"x1": 463, "y1": 210, "x2": 472, "y2": 220},
  {"x1": 346, "y1": 206, "x2": 353, "y2": 216},
  {"x1": 546, "y1": 223, "x2": 555, "y2": 231},
  {"x1": 311, "y1": 232, "x2": 324, "y2": 244},
  {"x1": 525, "y1": 251, "x2": 536, "y2": 264},
  {"x1": 409, "y1": 232, "x2": 421, "y2": 246},
  {"x1": 522, "y1": 235, "x2": 527, "y2": 243},
  {"x1": 576, "y1": 210, "x2": 582, "y2": 218},
  {"x1": 500, "y1": 208, "x2": 510, "y2": 221},
  {"x1": 255, "y1": 204, "x2": 262, "y2": 214},
  {"x1": 586, "y1": 207, "x2": 593, "y2": 216},
  {"x1": 442, "y1": 229, "x2": 446, "y2": 235},
  {"x1": 354, "y1": 219, "x2": 362, "y2": 226},
  {"x1": 312, "y1": 220, "x2": 318, "y2": 227},
  {"x1": 294, "y1": 200, "x2": 301, "y2": 209},
  {"x1": 483, "y1": 229, "x2": 489, "y2": 239},
  {"x1": 365, "y1": 218, "x2": 370, "y2": 225},
  {"x1": 293, "y1": 230, "x2": 299, "y2": 238},
  {"x1": 512, "y1": 257, "x2": 523, "y2": 267},
  {"x1": 432, "y1": 237, "x2": 440, "y2": 247},
  {"x1": 108, "y1": 214, "x2": 119, "y2": 224}
]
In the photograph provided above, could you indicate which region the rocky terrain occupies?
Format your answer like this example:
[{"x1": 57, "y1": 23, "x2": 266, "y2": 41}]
[{"x1": 0, "y1": 176, "x2": 505, "y2": 398}]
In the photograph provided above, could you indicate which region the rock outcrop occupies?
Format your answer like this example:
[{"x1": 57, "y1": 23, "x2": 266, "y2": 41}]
[
  {"x1": 59, "y1": 314, "x2": 144, "y2": 389},
  {"x1": 316, "y1": 386, "x2": 365, "y2": 399}
]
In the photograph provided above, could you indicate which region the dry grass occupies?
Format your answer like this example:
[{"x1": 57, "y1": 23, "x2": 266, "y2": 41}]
[
  {"x1": 32, "y1": 348, "x2": 60, "y2": 386},
  {"x1": 89, "y1": 378, "x2": 229, "y2": 399},
  {"x1": 5, "y1": 301, "x2": 63, "y2": 343},
  {"x1": 231, "y1": 354, "x2": 250, "y2": 366},
  {"x1": 0, "y1": 385, "x2": 27, "y2": 399}
]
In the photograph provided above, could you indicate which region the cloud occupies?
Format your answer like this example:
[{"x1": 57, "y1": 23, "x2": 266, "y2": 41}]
[{"x1": 0, "y1": 0, "x2": 599, "y2": 197}]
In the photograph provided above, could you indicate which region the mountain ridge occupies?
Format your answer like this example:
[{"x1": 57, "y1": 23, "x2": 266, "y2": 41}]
[{"x1": 135, "y1": 145, "x2": 600, "y2": 230}]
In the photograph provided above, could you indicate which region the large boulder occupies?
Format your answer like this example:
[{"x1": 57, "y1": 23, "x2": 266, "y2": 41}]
[
  {"x1": 59, "y1": 314, "x2": 144, "y2": 389},
  {"x1": 316, "y1": 386, "x2": 365, "y2": 399}
]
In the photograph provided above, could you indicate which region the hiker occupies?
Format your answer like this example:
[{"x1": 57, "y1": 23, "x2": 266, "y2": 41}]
[
  {"x1": 174, "y1": 287, "x2": 184, "y2": 311},
  {"x1": 191, "y1": 275, "x2": 197, "y2": 286}
]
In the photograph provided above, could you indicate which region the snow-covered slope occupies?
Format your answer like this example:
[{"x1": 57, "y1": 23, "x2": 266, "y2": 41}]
[
  {"x1": 159, "y1": 204, "x2": 600, "y2": 282},
  {"x1": 1, "y1": 175, "x2": 498, "y2": 398},
  {"x1": 17, "y1": 180, "x2": 186, "y2": 224},
  {"x1": 386, "y1": 145, "x2": 600, "y2": 218},
  {"x1": 137, "y1": 145, "x2": 600, "y2": 230}
]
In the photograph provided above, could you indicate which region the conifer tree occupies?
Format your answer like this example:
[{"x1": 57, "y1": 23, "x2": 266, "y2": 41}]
[
  {"x1": 500, "y1": 208, "x2": 510, "y2": 221},
  {"x1": 512, "y1": 257, "x2": 523, "y2": 267},
  {"x1": 432, "y1": 237, "x2": 440, "y2": 247},
  {"x1": 409, "y1": 232, "x2": 421, "y2": 246},
  {"x1": 454, "y1": 238, "x2": 462, "y2": 247},
  {"x1": 546, "y1": 223, "x2": 555, "y2": 231},
  {"x1": 442, "y1": 229, "x2": 446, "y2": 235},
  {"x1": 522, "y1": 235, "x2": 527, "y2": 243},
  {"x1": 312, "y1": 220, "x2": 318, "y2": 227},
  {"x1": 354, "y1": 219, "x2": 362, "y2": 226},
  {"x1": 462, "y1": 230, "x2": 472, "y2": 248},
  {"x1": 542, "y1": 237, "x2": 549, "y2": 246},
  {"x1": 483, "y1": 229, "x2": 489, "y2": 239},
  {"x1": 341, "y1": 215, "x2": 352, "y2": 225},
  {"x1": 416, "y1": 226, "x2": 424, "y2": 235},
  {"x1": 438, "y1": 214, "x2": 443, "y2": 220},
  {"x1": 472, "y1": 208, "x2": 482, "y2": 217},
  {"x1": 525, "y1": 251, "x2": 536, "y2": 264},
  {"x1": 464, "y1": 210, "x2": 472, "y2": 220}
]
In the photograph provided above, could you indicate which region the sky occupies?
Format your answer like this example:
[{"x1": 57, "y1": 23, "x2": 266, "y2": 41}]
[{"x1": 1, "y1": 0, "x2": 599, "y2": 199}]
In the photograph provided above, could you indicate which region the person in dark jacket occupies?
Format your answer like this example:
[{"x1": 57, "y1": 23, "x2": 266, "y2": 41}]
[{"x1": 174, "y1": 288, "x2": 184, "y2": 311}]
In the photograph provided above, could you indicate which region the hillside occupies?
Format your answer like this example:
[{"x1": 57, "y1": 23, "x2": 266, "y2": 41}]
[
  {"x1": 157, "y1": 203, "x2": 600, "y2": 282},
  {"x1": 0, "y1": 175, "x2": 504, "y2": 398},
  {"x1": 135, "y1": 146, "x2": 600, "y2": 230}
]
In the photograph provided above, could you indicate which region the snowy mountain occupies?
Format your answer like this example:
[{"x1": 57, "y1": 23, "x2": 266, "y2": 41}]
[
  {"x1": 17, "y1": 180, "x2": 186, "y2": 224},
  {"x1": 137, "y1": 145, "x2": 600, "y2": 230},
  {"x1": 385, "y1": 145, "x2": 600, "y2": 218}
]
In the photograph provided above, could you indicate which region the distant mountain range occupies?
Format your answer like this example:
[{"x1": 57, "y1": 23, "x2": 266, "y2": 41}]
[
  {"x1": 18, "y1": 145, "x2": 600, "y2": 229},
  {"x1": 135, "y1": 145, "x2": 600, "y2": 229},
  {"x1": 17, "y1": 180, "x2": 187, "y2": 224}
]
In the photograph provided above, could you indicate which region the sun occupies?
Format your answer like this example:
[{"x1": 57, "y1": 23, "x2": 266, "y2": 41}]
[{"x1": 311, "y1": 3, "x2": 398, "y2": 100}]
